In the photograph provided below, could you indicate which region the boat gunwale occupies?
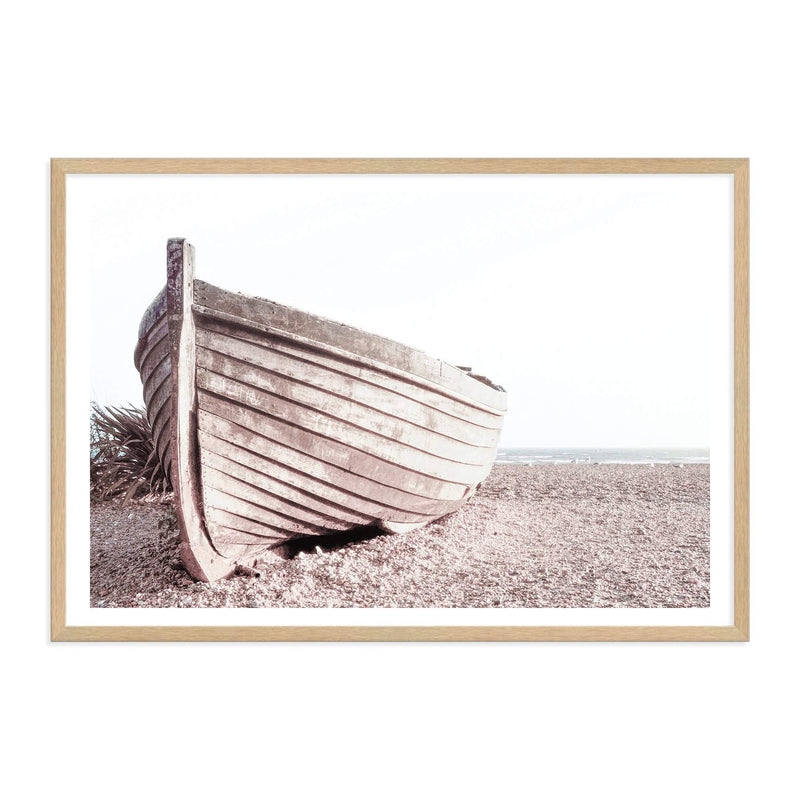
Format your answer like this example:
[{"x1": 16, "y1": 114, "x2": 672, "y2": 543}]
[{"x1": 192, "y1": 299, "x2": 508, "y2": 416}]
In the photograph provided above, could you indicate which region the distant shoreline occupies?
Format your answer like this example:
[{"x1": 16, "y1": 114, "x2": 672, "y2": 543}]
[
  {"x1": 495, "y1": 459, "x2": 709, "y2": 465},
  {"x1": 495, "y1": 447, "x2": 709, "y2": 466}
]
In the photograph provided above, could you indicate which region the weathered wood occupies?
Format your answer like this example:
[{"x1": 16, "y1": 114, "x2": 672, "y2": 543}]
[
  {"x1": 204, "y1": 518, "x2": 284, "y2": 559},
  {"x1": 135, "y1": 239, "x2": 507, "y2": 581},
  {"x1": 196, "y1": 354, "x2": 495, "y2": 466},
  {"x1": 134, "y1": 293, "x2": 175, "y2": 488},
  {"x1": 151, "y1": 405, "x2": 173, "y2": 466},
  {"x1": 141, "y1": 357, "x2": 171, "y2": 407},
  {"x1": 195, "y1": 326, "x2": 500, "y2": 446},
  {"x1": 203, "y1": 486, "x2": 329, "y2": 537},
  {"x1": 193, "y1": 286, "x2": 507, "y2": 413},
  {"x1": 201, "y1": 464, "x2": 364, "y2": 530},
  {"x1": 196, "y1": 392, "x2": 484, "y2": 497},
  {"x1": 166, "y1": 239, "x2": 234, "y2": 581},
  {"x1": 200, "y1": 448, "x2": 374, "y2": 525},
  {"x1": 205, "y1": 508, "x2": 287, "y2": 540},
  {"x1": 136, "y1": 328, "x2": 170, "y2": 379},
  {"x1": 133, "y1": 287, "x2": 167, "y2": 365},
  {"x1": 134, "y1": 316, "x2": 168, "y2": 372},
  {"x1": 196, "y1": 313, "x2": 504, "y2": 428},
  {"x1": 144, "y1": 377, "x2": 171, "y2": 431},
  {"x1": 197, "y1": 429, "x2": 443, "y2": 522}
]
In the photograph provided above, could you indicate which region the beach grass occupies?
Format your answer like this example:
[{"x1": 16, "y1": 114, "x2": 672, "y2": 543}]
[{"x1": 90, "y1": 403, "x2": 171, "y2": 503}]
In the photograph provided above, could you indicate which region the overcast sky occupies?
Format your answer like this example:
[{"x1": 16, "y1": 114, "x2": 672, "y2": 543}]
[{"x1": 72, "y1": 173, "x2": 731, "y2": 448}]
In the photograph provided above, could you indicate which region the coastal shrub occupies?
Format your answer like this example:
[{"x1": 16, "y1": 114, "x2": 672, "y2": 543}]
[{"x1": 90, "y1": 402, "x2": 172, "y2": 502}]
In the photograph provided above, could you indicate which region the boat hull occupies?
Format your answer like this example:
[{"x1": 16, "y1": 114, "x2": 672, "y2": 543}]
[{"x1": 135, "y1": 239, "x2": 507, "y2": 580}]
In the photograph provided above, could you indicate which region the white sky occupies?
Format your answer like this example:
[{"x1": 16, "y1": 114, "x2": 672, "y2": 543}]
[{"x1": 72, "y1": 173, "x2": 731, "y2": 448}]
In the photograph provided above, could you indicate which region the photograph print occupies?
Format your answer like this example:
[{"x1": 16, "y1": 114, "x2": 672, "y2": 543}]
[{"x1": 72, "y1": 165, "x2": 735, "y2": 620}]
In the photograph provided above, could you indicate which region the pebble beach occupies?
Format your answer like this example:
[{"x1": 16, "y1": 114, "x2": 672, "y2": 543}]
[{"x1": 90, "y1": 463, "x2": 710, "y2": 608}]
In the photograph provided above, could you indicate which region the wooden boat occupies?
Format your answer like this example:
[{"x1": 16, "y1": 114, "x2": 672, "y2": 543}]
[{"x1": 134, "y1": 239, "x2": 507, "y2": 581}]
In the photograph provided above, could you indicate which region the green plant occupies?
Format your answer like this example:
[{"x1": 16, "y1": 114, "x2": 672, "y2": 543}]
[{"x1": 90, "y1": 402, "x2": 172, "y2": 502}]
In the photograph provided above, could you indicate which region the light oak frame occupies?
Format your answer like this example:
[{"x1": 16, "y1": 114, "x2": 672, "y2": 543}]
[{"x1": 51, "y1": 158, "x2": 749, "y2": 642}]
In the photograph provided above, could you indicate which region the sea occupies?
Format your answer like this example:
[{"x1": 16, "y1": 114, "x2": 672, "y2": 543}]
[{"x1": 494, "y1": 447, "x2": 709, "y2": 465}]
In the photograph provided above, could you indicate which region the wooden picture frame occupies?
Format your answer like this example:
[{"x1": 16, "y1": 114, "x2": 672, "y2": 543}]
[{"x1": 51, "y1": 158, "x2": 749, "y2": 642}]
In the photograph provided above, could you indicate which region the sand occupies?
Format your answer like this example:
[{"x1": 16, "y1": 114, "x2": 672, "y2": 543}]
[{"x1": 90, "y1": 463, "x2": 709, "y2": 608}]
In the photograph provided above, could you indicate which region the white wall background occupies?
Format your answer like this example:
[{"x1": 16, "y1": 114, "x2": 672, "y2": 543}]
[{"x1": 2, "y1": 2, "x2": 796, "y2": 799}]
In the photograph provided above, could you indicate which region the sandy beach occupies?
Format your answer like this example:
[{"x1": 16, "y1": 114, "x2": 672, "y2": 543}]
[{"x1": 90, "y1": 463, "x2": 709, "y2": 608}]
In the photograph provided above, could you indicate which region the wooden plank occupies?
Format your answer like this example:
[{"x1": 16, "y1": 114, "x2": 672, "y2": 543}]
[
  {"x1": 142, "y1": 354, "x2": 172, "y2": 510},
  {"x1": 141, "y1": 355, "x2": 171, "y2": 404},
  {"x1": 197, "y1": 402, "x2": 479, "y2": 503},
  {"x1": 137, "y1": 286, "x2": 168, "y2": 337},
  {"x1": 135, "y1": 324, "x2": 169, "y2": 375},
  {"x1": 201, "y1": 462, "x2": 367, "y2": 530},
  {"x1": 196, "y1": 314, "x2": 504, "y2": 428},
  {"x1": 205, "y1": 507, "x2": 289, "y2": 540},
  {"x1": 197, "y1": 429, "x2": 444, "y2": 522},
  {"x1": 203, "y1": 487, "x2": 329, "y2": 537},
  {"x1": 193, "y1": 283, "x2": 508, "y2": 412},
  {"x1": 144, "y1": 376, "x2": 171, "y2": 430},
  {"x1": 134, "y1": 315, "x2": 168, "y2": 371},
  {"x1": 200, "y1": 447, "x2": 376, "y2": 525},
  {"x1": 206, "y1": 522, "x2": 284, "y2": 548},
  {"x1": 133, "y1": 287, "x2": 167, "y2": 364},
  {"x1": 196, "y1": 347, "x2": 497, "y2": 464},
  {"x1": 197, "y1": 370, "x2": 495, "y2": 482},
  {"x1": 195, "y1": 526, "x2": 254, "y2": 561},
  {"x1": 195, "y1": 326, "x2": 500, "y2": 446},
  {"x1": 150, "y1": 400, "x2": 172, "y2": 458}
]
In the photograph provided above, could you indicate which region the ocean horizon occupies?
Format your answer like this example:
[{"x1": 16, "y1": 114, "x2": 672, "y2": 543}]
[{"x1": 495, "y1": 447, "x2": 709, "y2": 465}]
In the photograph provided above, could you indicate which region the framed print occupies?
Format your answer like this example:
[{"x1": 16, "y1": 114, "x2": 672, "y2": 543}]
[{"x1": 51, "y1": 158, "x2": 749, "y2": 641}]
